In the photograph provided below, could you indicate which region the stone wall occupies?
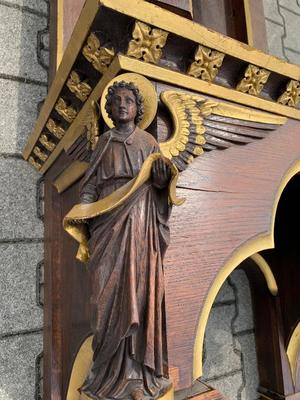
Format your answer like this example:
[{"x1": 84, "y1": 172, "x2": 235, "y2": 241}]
[
  {"x1": 0, "y1": 1, "x2": 300, "y2": 399},
  {"x1": 263, "y1": 0, "x2": 300, "y2": 63},
  {"x1": 201, "y1": 271, "x2": 258, "y2": 399},
  {"x1": 0, "y1": 1, "x2": 48, "y2": 399}
]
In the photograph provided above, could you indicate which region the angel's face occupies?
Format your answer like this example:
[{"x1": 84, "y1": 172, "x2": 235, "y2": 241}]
[{"x1": 111, "y1": 88, "x2": 137, "y2": 126}]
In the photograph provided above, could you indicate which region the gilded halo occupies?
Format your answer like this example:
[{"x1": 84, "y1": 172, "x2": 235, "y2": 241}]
[{"x1": 100, "y1": 73, "x2": 157, "y2": 130}]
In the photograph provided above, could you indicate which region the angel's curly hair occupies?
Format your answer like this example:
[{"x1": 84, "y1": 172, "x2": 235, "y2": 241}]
[{"x1": 105, "y1": 81, "x2": 144, "y2": 125}]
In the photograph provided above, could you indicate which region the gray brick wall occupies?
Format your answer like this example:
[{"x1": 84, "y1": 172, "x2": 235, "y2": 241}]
[
  {"x1": 263, "y1": 0, "x2": 300, "y2": 63},
  {"x1": 201, "y1": 271, "x2": 259, "y2": 400},
  {"x1": 0, "y1": 1, "x2": 48, "y2": 399}
]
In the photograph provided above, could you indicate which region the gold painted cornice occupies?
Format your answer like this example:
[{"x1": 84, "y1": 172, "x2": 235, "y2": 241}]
[
  {"x1": 25, "y1": 55, "x2": 300, "y2": 175},
  {"x1": 23, "y1": 0, "x2": 300, "y2": 174},
  {"x1": 101, "y1": 0, "x2": 300, "y2": 80},
  {"x1": 287, "y1": 322, "x2": 300, "y2": 385},
  {"x1": 118, "y1": 56, "x2": 300, "y2": 120},
  {"x1": 54, "y1": 161, "x2": 89, "y2": 193}
]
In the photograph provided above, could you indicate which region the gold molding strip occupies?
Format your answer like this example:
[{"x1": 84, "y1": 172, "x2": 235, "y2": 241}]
[
  {"x1": 188, "y1": 0, "x2": 193, "y2": 17},
  {"x1": 193, "y1": 158, "x2": 300, "y2": 380},
  {"x1": 118, "y1": 55, "x2": 300, "y2": 120},
  {"x1": 57, "y1": 0, "x2": 64, "y2": 68},
  {"x1": 23, "y1": 0, "x2": 101, "y2": 160},
  {"x1": 243, "y1": 0, "x2": 254, "y2": 47},
  {"x1": 54, "y1": 160, "x2": 89, "y2": 193},
  {"x1": 101, "y1": 0, "x2": 300, "y2": 80},
  {"x1": 39, "y1": 56, "x2": 121, "y2": 174},
  {"x1": 193, "y1": 244, "x2": 277, "y2": 379},
  {"x1": 212, "y1": 101, "x2": 286, "y2": 125},
  {"x1": 287, "y1": 322, "x2": 300, "y2": 385},
  {"x1": 250, "y1": 253, "x2": 278, "y2": 295}
]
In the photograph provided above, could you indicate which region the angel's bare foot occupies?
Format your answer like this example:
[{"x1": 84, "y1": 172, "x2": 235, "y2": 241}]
[{"x1": 131, "y1": 388, "x2": 144, "y2": 400}]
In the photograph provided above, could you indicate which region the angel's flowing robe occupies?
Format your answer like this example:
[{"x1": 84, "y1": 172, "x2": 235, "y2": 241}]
[{"x1": 79, "y1": 127, "x2": 172, "y2": 400}]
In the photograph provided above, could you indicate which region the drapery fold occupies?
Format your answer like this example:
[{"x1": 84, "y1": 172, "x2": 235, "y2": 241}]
[
  {"x1": 63, "y1": 153, "x2": 183, "y2": 263},
  {"x1": 63, "y1": 128, "x2": 183, "y2": 399}
]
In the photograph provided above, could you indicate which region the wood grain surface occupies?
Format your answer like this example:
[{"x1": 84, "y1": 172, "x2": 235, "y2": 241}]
[
  {"x1": 164, "y1": 119, "x2": 300, "y2": 389},
  {"x1": 43, "y1": 2, "x2": 300, "y2": 399},
  {"x1": 44, "y1": 117, "x2": 300, "y2": 398}
]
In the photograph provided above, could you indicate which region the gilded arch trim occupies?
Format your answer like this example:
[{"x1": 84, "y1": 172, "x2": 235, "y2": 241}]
[
  {"x1": 287, "y1": 322, "x2": 300, "y2": 385},
  {"x1": 193, "y1": 159, "x2": 300, "y2": 380}
]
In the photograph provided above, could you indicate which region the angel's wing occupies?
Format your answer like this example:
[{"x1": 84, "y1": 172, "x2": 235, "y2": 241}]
[{"x1": 160, "y1": 90, "x2": 287, "y2": 171}]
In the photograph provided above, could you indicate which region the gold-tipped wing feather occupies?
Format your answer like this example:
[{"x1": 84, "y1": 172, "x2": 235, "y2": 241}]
[{"x1": 159, "y1": 90, "x2": 287, "y2": 171}]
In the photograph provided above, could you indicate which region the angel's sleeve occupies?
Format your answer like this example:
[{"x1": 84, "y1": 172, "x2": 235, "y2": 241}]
[{"x1": 80, "y1": 174, "x2": 97, "y2": 203}]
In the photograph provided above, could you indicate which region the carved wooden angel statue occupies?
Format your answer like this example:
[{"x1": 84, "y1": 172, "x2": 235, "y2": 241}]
[
  {"x1": 63, "y1": 71, "x2": 286, "y2": 400},
  {"x1": 64, "y1": 76, "x2": 182, "y2": 400}
]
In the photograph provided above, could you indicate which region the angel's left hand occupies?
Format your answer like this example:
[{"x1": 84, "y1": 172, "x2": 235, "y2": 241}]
[{"x1": 152, "y1": 158, "x2": 171, "y2": 189}]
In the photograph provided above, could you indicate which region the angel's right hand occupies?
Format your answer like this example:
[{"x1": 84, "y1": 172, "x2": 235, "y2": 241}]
[{"x1": 152, "y1": 158, "x2": 171, "y2": 189}]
